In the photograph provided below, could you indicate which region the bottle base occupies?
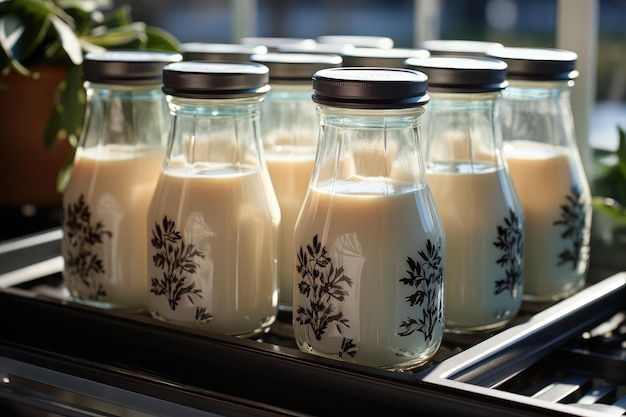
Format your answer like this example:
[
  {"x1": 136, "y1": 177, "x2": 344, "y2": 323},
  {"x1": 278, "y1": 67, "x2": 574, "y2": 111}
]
[
  {"x1": 295, "y1": 340, "x2": 440, "y2": 372},
  {"x1": 68, "y1": 295, "x2": 147, "y2": 314},
  {"x1": 148, "y1": 309, "x2": 275, "y2": 339},
  {"x1": 522, "y1": 281, "x2": 585, "y2": 304},
  {"x1": 444, "y1": 317, "x2": 514, "y2": 335}
]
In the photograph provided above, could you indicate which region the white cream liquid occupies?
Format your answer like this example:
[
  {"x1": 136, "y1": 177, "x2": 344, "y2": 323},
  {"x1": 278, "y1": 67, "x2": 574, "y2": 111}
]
[
  {"x1": 265, "y1": 146, "x2": 315, "y2": 311},
  {"x1": 426, "y1": 164, "x2": 524, "y2": 332},
  {"x1": 504, "y1": 140, "x2": 590, "y2": 300},
  {"x1": 62, "y1": 144, "x2": 164, "y2": 310},
  {"x1": 293, "y1": 180, "x2": 444, "y2": 370},
  {"x1": 146, "y1": 161, "x2": 280, "y2": 337}
]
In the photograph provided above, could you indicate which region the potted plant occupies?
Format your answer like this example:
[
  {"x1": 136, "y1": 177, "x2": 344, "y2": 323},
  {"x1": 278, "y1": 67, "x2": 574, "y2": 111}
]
[
  {"x1": 589, "y1": 125, "x2": 626, "y2": 281},
  {"x1": 0, "y1": 0, "x2": 180, "y2": 235}
]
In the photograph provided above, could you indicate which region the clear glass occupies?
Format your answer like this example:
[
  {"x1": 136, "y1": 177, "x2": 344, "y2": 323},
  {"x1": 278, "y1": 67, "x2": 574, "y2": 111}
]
[
  {"x1": 62, "y1": 82, "x2": 168, "y2": 311},
  {"x1": 501, "y1": 79, "x2": 592, "y2": 302},
  {"x1": 293, "y1": 105, "x2": 445, "y2": 371},
  {"x1": 260, "y1": 82, "x2": 318, "y2": 313},
  {"x1": 423, "y1": 91, "x2": 525, "y2": 333},
  {"x1": 146, "y1": 95, "x2": 280, "y2": 338}
]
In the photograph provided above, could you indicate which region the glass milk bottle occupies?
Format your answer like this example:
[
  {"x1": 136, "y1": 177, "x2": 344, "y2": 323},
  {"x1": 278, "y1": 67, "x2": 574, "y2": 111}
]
[
  {"x1": 486, "y1": 47, "x2": 592, "y2": 302},
  {"x1": 250, "y1": 52, "x2": 342, "y2": 314},
  {"x1": 406, "y1": 56, "x2": 524, "y2": 333},
  {"x1": 293, "y1": 67, "x2": 445, "y2": 371},
  {"x1": 146, "y1": 61, "x2": 280, "y2": 338},
  {"x1": 62, "y1": 50, "x2": 182, "y2": 310}
]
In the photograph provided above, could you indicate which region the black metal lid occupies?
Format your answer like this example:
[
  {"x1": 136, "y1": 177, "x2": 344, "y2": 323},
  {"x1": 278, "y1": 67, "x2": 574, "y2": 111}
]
[
  {"x1": 420, "y1": 39, "x2": 504, "y2": 57},
  {"x1": 162, "y1": 61, "x2": 270, "y2": 99},
  {"x1": 240, "y1": 37, "x2": 317, "y2": 52},
  {"x1": 180, "y1": 42, "x2": 268, "y2": 62},
  {"x1": 277, "y1": 42, "x2": 356, "y2": 56},
  {"x1": 312, "y1": 67, "x2": 429, "y2": 109},
  {"x1": 404, "y1": 56, "x2": 508, "y2": 93},
  {"x1": 316, "y1": 35, "x2": 394, "y2": 49},
  {"x1": 485, "y1": 47, "x2": 579, "y2": 81},
  {"x1": 339, "y1": 47, "x2": 430, "y2": 68},
  {"x1": 250, "y1": 52, "x2": 342, "y2": 81},
  {"x1": 83, "y1": 50, "x2": 183, "y2": 84}
]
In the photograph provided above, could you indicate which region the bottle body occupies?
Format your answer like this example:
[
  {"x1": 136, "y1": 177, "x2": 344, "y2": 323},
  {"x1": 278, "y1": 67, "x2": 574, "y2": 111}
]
[
  {"x1": 146, "y1": 93, "x2": 280, "y2": 337},
  {"x1": 261, "y1": 83, "x2": 318, "y2": 312},
  {"x1": 293, "y1": 103, "x2": 445, "y2": 370},
  {"x1": 423, "y1": 92, "x2": 524, "y2": 332},
  {"x1": 62, "y1": 83, "x2": 169, "y2": 310},
  {"x1": 501, "y1": 80, "x2": 591, "y2": 301}
]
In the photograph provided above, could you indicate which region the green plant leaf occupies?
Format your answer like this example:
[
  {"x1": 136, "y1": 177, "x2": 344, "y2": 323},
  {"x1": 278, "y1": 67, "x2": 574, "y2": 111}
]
[
  {"x1": 44, "y1": 63, "x2": 84, "y2": 149},
  {"x1": 592, "y1": 196, "x2": 626, "y2": 224},
  {"x1": 144, "y1": 26, "x2": 181, "y2": 52},
  {"x1": 80, "y1": 22, "x2": 147, "y2": 48},
  {"x1": 49, "y1": 13, "x2": 81, "y2": 64},
  {"x1": 0, "y1": 17, "x2": 31, "y2": 76},
  {"x1": 616, "y1": 125, "x2": 626, "y2": 181}
]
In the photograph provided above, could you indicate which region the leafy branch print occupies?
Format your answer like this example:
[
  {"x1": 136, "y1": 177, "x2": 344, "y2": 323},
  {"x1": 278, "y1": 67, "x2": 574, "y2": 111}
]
[
  {"x1": 63, "y1": 194, "x2": 111, "y2": 300},
  {"x1": 150, "y1": 216, "x2": 211, "y2": 322},
  {"x1": 295, "y1": 234, "x2": 356, "y2": 357},
  {"x1": 494, "y1": 208, "x2": 524, "y2": 297},
  {"x1": 554, "y1": 187, "x2": 586, "y2": 269},
  {"x1": 398, "y1": 238, "x2": 443, "y2": 342}
]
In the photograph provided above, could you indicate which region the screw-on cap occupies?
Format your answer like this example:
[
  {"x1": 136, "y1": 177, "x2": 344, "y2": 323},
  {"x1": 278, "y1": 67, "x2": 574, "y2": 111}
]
[
  {"x1": 339, "y1": 47, "x2": 430, "y2": 68},
  {"x1": 420, "y1": 39, "x2": 504, "y2": 57},
  {"x1": 180, "y1": 42, "x2": 268, "y2": 62},
  {"x1": 312, "y1": 67, "x2": 429, "y2": 109},
  {"x1": 405, "y1": 56, "x2": 508, "y2": 93},
  {"x1": 250, "y1": 52, "x2": 342, "y2": 81},
  {"x1": 83, "y1": 50, "x2": 183, "y2": 84},
  {"x1": 485, "y1": 47, "x2": 579, "y2": 81},
  {"x1": 317, "y1": 35, "x2": 394, "y2": 50},
  {"x1": 240, "y1": 37, "x2": 317, "y2": 52},
  {"x1": 162, "y1": 61, "x2": 270, "y2": 99}
]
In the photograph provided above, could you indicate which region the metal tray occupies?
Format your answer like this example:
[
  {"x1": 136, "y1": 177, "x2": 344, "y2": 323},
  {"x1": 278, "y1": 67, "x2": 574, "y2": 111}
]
[{"x1": 0, "y1": 228, "x2": 624, "y2": 416}]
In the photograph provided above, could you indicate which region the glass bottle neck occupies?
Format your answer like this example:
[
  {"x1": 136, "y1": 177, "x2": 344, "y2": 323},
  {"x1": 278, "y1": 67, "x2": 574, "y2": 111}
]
[
  {"x1": 310, "y1": 105, "x2": 429, "y2": 194},
  {"x1": 80, "y1": 82, "x2": 168, "y2": 149},
  {"x1": 163, "y1": 95, "x2": 265, "y2": 175},
  {"x1": 423, "y1": 92, "x2": 506, "y2": 173},
  {"x1": 499, "y1": 80, "x2": 576, "y2": 149}
]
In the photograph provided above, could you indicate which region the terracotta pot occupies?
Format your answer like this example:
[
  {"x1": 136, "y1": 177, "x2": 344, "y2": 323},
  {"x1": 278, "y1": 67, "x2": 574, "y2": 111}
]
[{"x1": 0, "y1": 66, "x2": 74, "y2": 209}]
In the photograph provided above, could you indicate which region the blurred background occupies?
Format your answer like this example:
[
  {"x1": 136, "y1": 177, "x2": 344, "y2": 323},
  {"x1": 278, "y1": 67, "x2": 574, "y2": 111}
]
[
  {"x1": 1, "y1": 0, "x2": 624, "y2": 241},
  {"x1": 119, "y1": 0, "x2": 625, "y2": 150}
]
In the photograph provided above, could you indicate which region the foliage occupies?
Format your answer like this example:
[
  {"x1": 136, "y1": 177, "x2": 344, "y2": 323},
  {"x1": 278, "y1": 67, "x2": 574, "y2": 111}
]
[
  {"x1": 150, "y1": 216, "x2": 205, "y2": 311},
  {"x1": 554, "y1": 187, "x2": 586, "y2": 268},
  {"x1": 63, "y1": 193, "x2": 111, "y2": 300},
  {"x1": 295, "y1": 234, "x2": 355, "y2": 357},
  {"x1": 398, "y1": 238, "x2": 443, "y2": 342},
  {"x1": 493, "y1": 208, "x2": 524, "y2": 298},
  {"x1": 0, "y1": 0, "x2": 180, "y2": 191},
  {"x1": 592, "y1": 125, "x2": 626, "y2": 224}
]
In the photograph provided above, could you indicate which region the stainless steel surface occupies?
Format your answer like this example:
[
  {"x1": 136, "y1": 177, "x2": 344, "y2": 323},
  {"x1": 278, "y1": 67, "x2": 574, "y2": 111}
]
[{"x1": 1, "y1": 228, "x2": 625, "y2": 416}]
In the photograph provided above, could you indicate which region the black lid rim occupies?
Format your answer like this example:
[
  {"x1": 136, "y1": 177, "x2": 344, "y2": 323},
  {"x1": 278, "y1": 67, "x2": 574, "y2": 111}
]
[
  {"x1": 83, "y1": 50, "x2": 183, "y2": 82},
  {"x1": 250, "y1": 52, "x2": 343, "y2": 80},
  {"x1": 485, "y1": 47, "x2": 578, "y2": 80},
  {"x1": 311, "y1": 67, "x2": 429, "y2": 108},
  {"x1": 312, "y1": 93, "x2": 430, "y2": 109},
  {"x1": 405, "y1": 56, "x2": 507, "y2": 91},
  {"x1": 162, "y1": 61, "x2": 270, "y2": 96},
  {"x1": 162, "y1": 84, "x2": 271, "y2": 99}
]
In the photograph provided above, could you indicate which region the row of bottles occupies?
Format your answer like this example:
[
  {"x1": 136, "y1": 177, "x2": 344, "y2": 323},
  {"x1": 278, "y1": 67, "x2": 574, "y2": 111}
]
[{"x1": 60, "y1": 42, "x2": 592, "y2": 371}]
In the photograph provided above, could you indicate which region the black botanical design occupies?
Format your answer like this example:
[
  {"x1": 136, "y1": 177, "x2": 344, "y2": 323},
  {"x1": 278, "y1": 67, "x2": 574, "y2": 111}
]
[
  {"x1": 398, "y1": 238, "x2": 443, "y2": 342},
  {"x1": 150, "y1": 216, "x2": 211, "y2": 322},
  {"x1": 553, "y1": 187, "x2": 586, "y2": 269},
  {"x1": 64, "y1": 194, "x2": 111, "y2": 300},
  {"x1": 295, "y1": 234, "x2": 356, "y2": 357},
  {"x1": 494, "y1": 208, "x2": 524, "y2": 298}
]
